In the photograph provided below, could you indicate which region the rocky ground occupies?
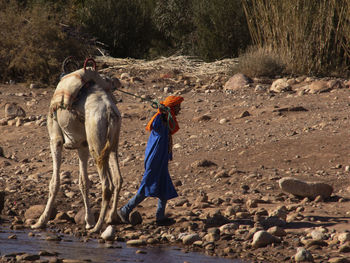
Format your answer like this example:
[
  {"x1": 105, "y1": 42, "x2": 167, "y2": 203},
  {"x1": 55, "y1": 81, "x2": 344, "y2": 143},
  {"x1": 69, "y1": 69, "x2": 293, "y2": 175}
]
[{"x1": 1, "y1": 56, "x2": 350, "y2": 262}]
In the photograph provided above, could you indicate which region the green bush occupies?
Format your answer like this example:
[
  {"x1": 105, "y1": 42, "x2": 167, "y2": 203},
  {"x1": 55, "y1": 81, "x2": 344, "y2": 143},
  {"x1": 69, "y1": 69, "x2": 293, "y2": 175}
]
[
  {"x1": 77, "y1": 0, "x2": 154, "y2": 58},
  {"x1": 192, "y1": 0, "x2": 250, "y2": 61},
  {"x1": 0, "y1": 1, "x2": 90, "y2": 84},
  {"x1": 152, "y1": 0, "x2": 195, "y2": 56}
]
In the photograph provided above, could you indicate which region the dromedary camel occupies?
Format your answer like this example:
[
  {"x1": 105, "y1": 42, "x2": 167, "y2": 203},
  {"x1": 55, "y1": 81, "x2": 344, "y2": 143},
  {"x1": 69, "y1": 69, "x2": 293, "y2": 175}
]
[{"x1": 32, "y1": 59, "x2": 123, "y2": 234}]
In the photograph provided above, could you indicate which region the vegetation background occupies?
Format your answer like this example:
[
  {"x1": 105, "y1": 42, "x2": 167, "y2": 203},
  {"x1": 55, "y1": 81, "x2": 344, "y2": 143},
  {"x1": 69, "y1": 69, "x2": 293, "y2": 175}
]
[{"x1": 0, "y1": 0, "x2": 349, "y2": 84}]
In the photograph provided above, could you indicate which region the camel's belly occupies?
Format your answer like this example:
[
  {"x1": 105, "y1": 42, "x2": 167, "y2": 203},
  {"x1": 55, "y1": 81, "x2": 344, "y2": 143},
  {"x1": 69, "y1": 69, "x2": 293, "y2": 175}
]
[{"x1": 56, "y1": 109, "x2": 86, "y2": 149}]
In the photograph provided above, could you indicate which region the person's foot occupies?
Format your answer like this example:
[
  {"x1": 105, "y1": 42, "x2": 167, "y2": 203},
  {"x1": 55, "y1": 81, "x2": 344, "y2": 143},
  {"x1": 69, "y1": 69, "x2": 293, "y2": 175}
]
[
  {"x1": 117, "y1": 209, "x2": 129, "y2": 224},
  {"x1": 156, "y1": 217, "x2": 175, "y2": 226}
]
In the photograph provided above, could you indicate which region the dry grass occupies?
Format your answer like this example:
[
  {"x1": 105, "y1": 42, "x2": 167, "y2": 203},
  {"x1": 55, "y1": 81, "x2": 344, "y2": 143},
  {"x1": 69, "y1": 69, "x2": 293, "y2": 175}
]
[
  {"x1": 96, "y1": 55, "x2": 239, "y2": 79},
  {"x1": 242, "y1": 0, "x2": 350, "y2": 76},
  {"x1": 235, "y1": 46, "x2": 286, "y2": 78}
]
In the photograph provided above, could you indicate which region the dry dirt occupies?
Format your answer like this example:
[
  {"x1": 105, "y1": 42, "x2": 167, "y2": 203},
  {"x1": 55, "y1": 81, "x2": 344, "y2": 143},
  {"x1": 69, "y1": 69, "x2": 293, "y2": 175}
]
[{"x1": 1, "y1": 57, "x2": 350, "y2": 262}]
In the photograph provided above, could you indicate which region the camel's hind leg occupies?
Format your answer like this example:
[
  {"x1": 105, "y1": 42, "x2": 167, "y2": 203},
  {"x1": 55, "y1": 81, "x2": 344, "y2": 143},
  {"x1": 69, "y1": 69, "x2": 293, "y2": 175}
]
[
  {"x1": 32, "y1": 116, "x2": 63, "y2": 229},
  {"x1": 77, "y1": 146, "x2": 95, "y2": 229},
  {"x1": 87, "y1": 125, "x2": 113, "y2": 233},
  {"x1": 89, "y1": 155, "x2": 112, "y2": 233},
  {"x1": 106, "y1": 149, "x2": 123, "y2": 224}
]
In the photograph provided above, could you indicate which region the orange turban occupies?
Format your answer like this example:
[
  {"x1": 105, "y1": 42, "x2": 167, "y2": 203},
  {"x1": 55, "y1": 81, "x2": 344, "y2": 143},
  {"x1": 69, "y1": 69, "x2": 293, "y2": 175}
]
[{"x1": 146, "y1": 96, "x2": 184, "y2": 135}]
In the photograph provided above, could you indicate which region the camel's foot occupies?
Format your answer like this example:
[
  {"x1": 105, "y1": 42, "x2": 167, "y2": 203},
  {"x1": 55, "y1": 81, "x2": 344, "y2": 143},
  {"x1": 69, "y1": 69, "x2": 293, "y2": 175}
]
[
  {"x1": 85, "y1": 223, "x2": 95, "y2": 230},
  {"x1": 88, "y1": 224, "x2": 102, "y2": 234},
  {"x1": 106, "y1": 213, "x2": 118, "y2": 225},
  {"x1": 31, "y1": 221, "x2": 46, "y2": 229}
]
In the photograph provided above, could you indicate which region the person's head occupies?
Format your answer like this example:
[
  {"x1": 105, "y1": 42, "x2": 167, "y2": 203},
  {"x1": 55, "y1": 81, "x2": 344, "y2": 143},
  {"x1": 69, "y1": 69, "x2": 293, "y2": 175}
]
[
  {"x1": 161, "y1": 96, "x2": 184, "y2": 116},
  {"x1": 173, "y1": 104, "x2": 181, "y2": 115}
]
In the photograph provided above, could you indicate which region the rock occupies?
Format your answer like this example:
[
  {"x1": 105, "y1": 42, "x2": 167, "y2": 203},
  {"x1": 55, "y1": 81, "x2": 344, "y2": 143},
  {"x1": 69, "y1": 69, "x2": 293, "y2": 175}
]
[
  {"x1": 270, "y1": 78, "x2": 292, "y2": 93},
  {"x1": 306, "y1": 80, "x2": 344, "y2": 94},
  {"x1": 251, "y1": 230, "x2": 280, "y2": 248},
  {"x1": 269, "y1": 206, "x2": 288, "y2": 221},
  {"x1": 74, "y1": 208, "x2": 98, "y2": 225},
  {"x1": 254, "y1": 85, "x2": 266, "y2": 93},
  {"x1": 293, "y1": 247, "x2": 314, "y2": 262},
  {"x1": 126, "y1": 239, "x2": 146, "y2": 246},
  {"x1": 46, "y1": 235, "x2": 62, "y2": 241},
  {"x1": 191, "y1": 159, "x2": 217, "y2": 168},
  {"x1": 219, "y1": 118, "x2": 228, "y2": 124},
  {"x1": 214, "y1": 170, "x2": 229, "y2": 179},
  {"x1": 62, "y1": 259, "x2": 91, "y2": 263},
  {"x1": 304, "y1": 239, "x2": 328, "y2": 248},
  {"x1": 328, "y1": 257, "x2": 350, "y2": 263},
  {"x1": 129, "y1": 211, "x2": 142, "y2": 226},
  {"x1": 193, "y1": 115, "x2": 211, "y2": 122},
  {"x1": 25, "y1": 205, "x2": 57, "y2": 220},
  {"x1": 182, "y1": 233, "x2": 201, "y2": 245},
  {"x1": 0, "y1": 146, "x2": 4, "y2": 157},
  {"x1": 54, "y1": 212, "x2": 71, "y2": 221},
  {"x1": 239, "y1": 111, "x2": 250, "y2": 118},
  {"x1": 279, "y1": 177, "x2": 333, "y2": 199},
  {"x1": 267, "y1": 226, "x2": 287, "y2": 237},
  {"x1": 29, "y1": 83, "x2": 40, "y2": 89},
  {"x1": 339, "y1": 243, "x2": 350, "y2": 253},
  {"x1": 310, "y1": 229, "x2": 326, "y2": 241},
  {"x1": 101, "y1": 225, "x2": 116, "y2": 241},
  {"x1": 16, "y1": 253, "x2": 40, "y2": 261},
  {"x1": 120, "y1": 73, "x2": 130, "y2": 80},
  {"x1": 219, "y1": 223, "x2": 238, "y2": 235},
  {"x1": 224, "y1": 73, "x2": 252, "y2": 91},
  {"x1": 4, "y1": 103, "x2": 26, "y2": 119},
  {"x1": 204, "y1": 232, "x2": 220, "y2": 242},
  {"x1": 174, "y1": 198, "x2": 189, "y2": 206},
  {"x1": 338, "y1": 232, "x2": 350, "y2": 243},
  {"x1": 205, "y1": 212, "x2": 230, "y2": 227},
  {"x1": 261, "y1": 216, "x2": 286, "y2": 228}
]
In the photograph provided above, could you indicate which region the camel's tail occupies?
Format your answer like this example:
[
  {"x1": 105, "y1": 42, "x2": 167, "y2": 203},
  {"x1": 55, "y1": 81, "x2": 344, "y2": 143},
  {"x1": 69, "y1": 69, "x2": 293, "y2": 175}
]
[{"x1": 96, "y1": 107, "x2": 119, "y2": 170}]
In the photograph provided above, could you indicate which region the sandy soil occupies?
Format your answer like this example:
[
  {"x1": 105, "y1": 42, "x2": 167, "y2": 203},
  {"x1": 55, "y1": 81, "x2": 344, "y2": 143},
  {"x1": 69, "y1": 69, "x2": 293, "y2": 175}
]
[{"x1": 1, "y1": 57, "x2": 350, "y2": 262}]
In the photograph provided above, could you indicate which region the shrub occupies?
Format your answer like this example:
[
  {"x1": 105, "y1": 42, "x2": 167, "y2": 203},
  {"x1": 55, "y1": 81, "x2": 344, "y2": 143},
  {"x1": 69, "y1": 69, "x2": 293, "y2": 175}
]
[
  {"x1": 236, "y1": 46, "x2": 286, "y2": 78},
  {"x1": 0, "y1": 1, "x2": 90, "y2": 84},
  {"x1": 77, "y1": 0, "x2": 154, "y2": 58},
  {"x1": 192, "y1": 0, "x2": 250, "y2": 61},
  {"x1": 151, "y1": 0, "x2": 195, "y2": 56}
]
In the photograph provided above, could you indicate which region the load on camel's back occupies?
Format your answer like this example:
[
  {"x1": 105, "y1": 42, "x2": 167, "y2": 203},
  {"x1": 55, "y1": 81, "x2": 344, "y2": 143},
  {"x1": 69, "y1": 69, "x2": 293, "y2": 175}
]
[{"x1": 32, "y1": 58, "x2": 124, "y2": 237}]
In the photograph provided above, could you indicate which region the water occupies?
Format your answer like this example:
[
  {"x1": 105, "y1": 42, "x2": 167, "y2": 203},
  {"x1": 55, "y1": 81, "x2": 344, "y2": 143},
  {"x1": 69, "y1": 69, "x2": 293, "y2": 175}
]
[{"x1": 0, "y1": 227, "x2": 245, "y2": 263}]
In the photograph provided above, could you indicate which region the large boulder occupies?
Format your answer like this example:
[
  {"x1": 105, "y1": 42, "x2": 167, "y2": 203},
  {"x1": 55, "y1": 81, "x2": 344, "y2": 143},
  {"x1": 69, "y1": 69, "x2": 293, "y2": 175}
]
[
  {"x1": 293, "y1": 247, "x2": 314, "y2": 262},
  {"x1": 270, "y1": 78, "x2": 292, "y2": 93},
  {"x1": 251, "y1": 230, "x2": 280, "y2": 248},
  {"x1": 224, "y1": 73, "x2": 252, "y2": 91},
  {"x1": 74, "y1": 208, "x2": 99, "y2": 225},
  {"x1": 279, "y1": 177, "x2": 333, "y2": 199},
  {"x1": 25, "y1": 205, "x2": 57, "y2": 220},
  {"x1": 4, "y1": 103, "x2": 26, "y2": 119},
  {"x1": 306, "y1": 80, "x2": 345, "y2": 94}
]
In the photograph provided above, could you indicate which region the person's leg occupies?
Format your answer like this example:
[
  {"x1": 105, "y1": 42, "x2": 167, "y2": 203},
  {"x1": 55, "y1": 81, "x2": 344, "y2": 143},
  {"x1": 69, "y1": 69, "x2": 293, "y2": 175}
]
[
  {"x1": 156, "y1": 198, "x2": 167, "y2": 221},
  {"x1": 118, "y1": 188, "x2": 146, "y2": 223}
]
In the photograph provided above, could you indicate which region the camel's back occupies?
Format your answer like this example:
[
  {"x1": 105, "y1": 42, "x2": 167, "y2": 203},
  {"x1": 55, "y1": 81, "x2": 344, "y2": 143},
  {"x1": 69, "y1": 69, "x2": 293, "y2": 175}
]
[{"x1": 74, "y1": 83, "x2": 120, "y2": 119}]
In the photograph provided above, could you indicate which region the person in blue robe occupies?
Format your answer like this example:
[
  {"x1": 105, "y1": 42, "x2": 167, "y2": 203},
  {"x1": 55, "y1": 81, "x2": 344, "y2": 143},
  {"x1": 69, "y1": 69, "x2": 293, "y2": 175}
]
[{"x1": 118, "y1": 96, "x2": 184, "y2": 225}]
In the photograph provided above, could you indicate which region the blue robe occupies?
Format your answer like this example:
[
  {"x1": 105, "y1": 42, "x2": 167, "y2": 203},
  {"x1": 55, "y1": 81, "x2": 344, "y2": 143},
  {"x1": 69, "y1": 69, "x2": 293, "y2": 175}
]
[{"x1": 137, "y1": 114, "x2": 178, "y2": 201}]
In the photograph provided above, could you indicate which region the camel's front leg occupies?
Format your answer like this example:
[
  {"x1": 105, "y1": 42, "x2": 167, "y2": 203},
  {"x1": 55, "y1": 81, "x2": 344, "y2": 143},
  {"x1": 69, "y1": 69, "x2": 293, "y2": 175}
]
[
  {"x1": 106, "y1": 150, "x2": 123, "y2": 224},
  {"x1": 32, "y1": 138, "x2": 62, "y2": 229},
  {"x1": 78, "y1": 146, "x2": 95, "y2": 230}
]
